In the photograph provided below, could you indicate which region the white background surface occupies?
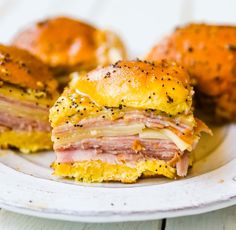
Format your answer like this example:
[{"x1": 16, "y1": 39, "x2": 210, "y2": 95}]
[{"x1": 0, "y1": 0, "x2": 236, "y2": 229}]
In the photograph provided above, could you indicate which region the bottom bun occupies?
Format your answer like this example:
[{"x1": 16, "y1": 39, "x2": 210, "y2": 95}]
[
  {"x1": 52, "y1": 160, "x2": 176, "y2": 183},
  {"x1": 0, "y1": 130, "x2": 52, "y2": 153}
]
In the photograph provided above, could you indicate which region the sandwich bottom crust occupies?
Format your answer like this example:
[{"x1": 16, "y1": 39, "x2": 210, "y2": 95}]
[
  {"x1": 52, "y1": 160, "x2": 177, "y2": 183},
  {"x1": 0, "y1": 130, "x2": 52, "y2": 153}
]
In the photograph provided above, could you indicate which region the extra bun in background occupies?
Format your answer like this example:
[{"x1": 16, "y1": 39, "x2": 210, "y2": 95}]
[
  {"x1": 12, "y1": 16, "x2": 126, "y2": 87},
  {"x1": 147, "y1": 23, "x2": 236, "y2": 122}
]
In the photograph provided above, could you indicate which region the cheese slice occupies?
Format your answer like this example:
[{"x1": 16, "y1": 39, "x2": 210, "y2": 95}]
[{"x1": 139, "y1": 128, "x2": 191, "y2": 151}]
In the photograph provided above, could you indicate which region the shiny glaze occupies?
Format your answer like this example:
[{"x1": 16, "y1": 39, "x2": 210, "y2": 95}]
[
  {"x1": 147, "y1": 24, "x2": 236, "y2": 121},
  {"x1": 0, "y1": 44, "x2": 57, "y2": 95}
]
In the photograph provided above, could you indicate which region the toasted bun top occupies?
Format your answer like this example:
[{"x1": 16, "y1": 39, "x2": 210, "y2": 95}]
[
  {"x1": 72, "y1": 60, "x2": 193, "y2": 115},
  {"x1": 12, "y1": 17, "x2": 96, "y2": 68},
  {"x1": 147, "y1": 23, "x2": 236, "y2": 97},
  {"x1": 12, "y1": 16, "x2": 126, "y2": 70},
  {"x1": 0, "y1": 44, "x2": 57, "y2": 94}
]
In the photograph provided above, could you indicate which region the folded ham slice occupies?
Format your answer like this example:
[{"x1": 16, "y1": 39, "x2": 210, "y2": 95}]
[
  {"x1": 176, "y1": 153, "x2": 189, "y2": 177},
  {"x1": 56, "y1": 136, "x2": 180, "y2": 160}
]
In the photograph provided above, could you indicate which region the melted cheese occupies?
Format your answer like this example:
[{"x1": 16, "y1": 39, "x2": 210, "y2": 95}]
[{"x1": 140, "y1": 128, "x2": 191, "y2": 151}]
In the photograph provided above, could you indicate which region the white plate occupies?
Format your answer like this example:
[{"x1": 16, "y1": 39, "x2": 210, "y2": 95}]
[{"x1": 0, "y1": 124, "x2": 236, "y2": 222}]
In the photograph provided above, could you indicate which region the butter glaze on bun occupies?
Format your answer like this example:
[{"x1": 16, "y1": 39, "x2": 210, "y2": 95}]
[
  {"x1": 73, "y1": 60, "x2": 193, "y2": 116},
  {"x1": 147, "y1": 23, "x2": 236, "y2": 121},
  {"x1": 0, "y1": 44, "x2": 57, "y2": 94},
  {"x1": 12, "y1": 16, "x2": 126, "y2": 73}
]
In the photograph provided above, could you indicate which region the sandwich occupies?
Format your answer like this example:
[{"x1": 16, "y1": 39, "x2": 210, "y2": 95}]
[
  {"x1": 12, "y1": 16, "x2": 126, "y2": 88},
  {"x1": 50, "y1": 60, "x2": 211, "y2": 183},
  {"x1": 147, "y1": 23, "x2": 236, "y2": 122},
  {"x1": 0, "y1": 45, "x2": 58, "y2": 153}
]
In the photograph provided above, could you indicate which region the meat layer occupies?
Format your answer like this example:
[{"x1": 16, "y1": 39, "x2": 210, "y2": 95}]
[{"x1": 0, "y1": 94, "x2": 51, "y2": 132}]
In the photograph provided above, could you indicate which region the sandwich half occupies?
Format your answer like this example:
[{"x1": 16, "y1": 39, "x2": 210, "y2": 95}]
[
  {"x1": 0, "y1": 45, "x2": 58, "y2": 153},
  {"x1": 50, "y1": 60, "x2": 211, "y2": 183}
]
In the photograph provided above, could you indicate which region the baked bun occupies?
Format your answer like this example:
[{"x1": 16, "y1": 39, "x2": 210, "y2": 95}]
[
  {"x1": 72, "y1": 60, "x2": 193, "y2": 116},
  {"x1": 0, "y1": 44, "x2": 57, "y2": 94},
  {"x1": 147, "y1": 23, "x2": 236, "y2": 121},
  {"x1": 0, "y1": 44, "x2": 58, "y2": 153},
  {"x1": 12, "y1": 16, "x2": 126, "y2": 75}
]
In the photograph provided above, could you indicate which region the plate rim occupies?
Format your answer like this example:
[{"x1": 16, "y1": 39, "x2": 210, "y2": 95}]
[
  {"x1": 0, "y1": 190, "x2": 236, "y2": 223},
  {"x1": 0, "y1": 125, "x2": 236, "y2": 223},
  {"x1": 1, "y1": 158, "x2": 236, "y2": 223}
]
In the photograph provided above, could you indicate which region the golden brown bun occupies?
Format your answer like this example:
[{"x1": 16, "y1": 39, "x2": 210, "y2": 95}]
[
  {"x1": 73, "y1": 60, "x2": 193, "y2": 115},
  {"x1": 0, "y1": 130, "x2": 52, "y2": 153},
  {"x1": 12, "y1": 16, "x2": 126, "y2": 73},
  {"x1": 147, "y1": 23, "x2": 236, "y2": 121},
  {"x1": 0, "y1": 44, "x2": 57, "y2": 94},
  {"x1": 52, "y1": 160, "x2": 176, "y2": 183}
]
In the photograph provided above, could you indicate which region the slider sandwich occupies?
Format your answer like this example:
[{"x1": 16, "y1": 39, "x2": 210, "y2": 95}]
[
  {"x1": 50, "y1": 60, "x2": 211, "y2": 183},
  {"x1": 0, "y1": 45, "x2": 58, "y2": 153}
]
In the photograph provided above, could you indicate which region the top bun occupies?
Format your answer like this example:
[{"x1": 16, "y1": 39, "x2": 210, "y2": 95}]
[
  {"x1": 0, "y1": 44, "x2": 57, "y2": 94},
  {"x1": 12, "y1": 16, "x2": 126, "y2": 73},
  {"x1": 72, "y1": 60, "x2": 193, "y2": 115}
]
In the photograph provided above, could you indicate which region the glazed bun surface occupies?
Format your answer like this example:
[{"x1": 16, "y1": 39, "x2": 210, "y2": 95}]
[
  {"x1": 147, "y1": 24, "x2": 236, "y2": 96},
  {"x1": 0, "y1": 44, "x2": 57, "y2": 93},
  {"x1": 13, "y1": 17, "x2": 97, "y2": 68},
  {"x1": 73, "y1": 60, "x2": 193, "y2": 115},
  {"x1": 147, "y1": 24, "x2": 236, "y2": 121},
  {"x1": 12, "y1": 16, "x2": 126, "y2": 72}
]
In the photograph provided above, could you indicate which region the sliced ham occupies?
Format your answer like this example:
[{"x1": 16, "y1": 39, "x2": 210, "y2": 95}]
[
  {"x1": 56, "y1": 149, "x2": 121, "y2": 164},
  {"x1": 79, "y1": 136, "x2": 177, "y2": 152},
  {"x1": 0, "y1": 94, "x2": 51, "y2": 132},
  {"x1": 0, "y1": 112, "x2": 51, "y2": 132},
  {"x1": 56, "y1": 147, "x2": 179, "y2": 166},
  {"x1": 55, "y1": 136, "x2": 180, "y2": 161},
  {"x1": 55, "y1": 136, "x2": 184, "y2": 175},
  {"x1": 123, "y1": 110, "x2": 192, "y2": 132},
  {"x1": 176, "y1": 153, "x2": 189, "y2": 177}
]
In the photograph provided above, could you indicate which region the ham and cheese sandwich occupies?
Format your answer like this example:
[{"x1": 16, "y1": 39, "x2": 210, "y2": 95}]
[
  {"x1": 0, "y1": 45, "x2": 58, "y2": 153},
  {"x1": 12, "y1": 16, "x2": 126, "y2": 88},
  {"x1": 50, "y1": 60, "x2": 211, "y2": 183}
]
